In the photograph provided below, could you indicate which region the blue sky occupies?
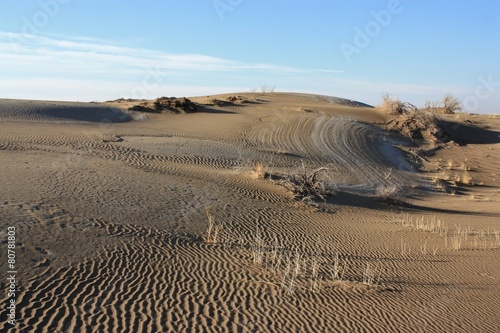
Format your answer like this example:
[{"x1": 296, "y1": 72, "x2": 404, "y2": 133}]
[{"x1": 1, "y1": 0, "x2": 499, "y2": 113}]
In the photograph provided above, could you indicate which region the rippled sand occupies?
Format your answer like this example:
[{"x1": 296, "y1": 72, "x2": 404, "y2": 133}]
[{"x1": 1, "y1": 93, "x2": 499, "y2": 332}]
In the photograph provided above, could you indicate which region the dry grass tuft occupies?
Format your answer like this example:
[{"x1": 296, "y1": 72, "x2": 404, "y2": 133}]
[
  {"x1": 374, "y1": 184, "x2": 406, "y2": 204},
  {"x1": 203, "y1": 207, "x2": 223, "y2": 244},
  {"x1": 362, "y1": 263, "x2": 380, "y2": 286},
  {"x1": 461, "y1": 171, "x2": 474, "y2": 186},
  {"x1": 379, "y1": 94, "x2": 417, "y2": 115},
  {"x1": 251, "y1": 161, "x2": 268, "y2": 180},
  {"x1": 447, "y1": 159, "x2": 454, "y2": 170}
]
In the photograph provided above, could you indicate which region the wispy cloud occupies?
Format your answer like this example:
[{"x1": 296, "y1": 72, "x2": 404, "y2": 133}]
[
  {"x1": 0, "y1": 32, "x2": 341, "y2": 75},
  {"x1": 0, "y1": 31, "x2": 345, "y2": 101}
]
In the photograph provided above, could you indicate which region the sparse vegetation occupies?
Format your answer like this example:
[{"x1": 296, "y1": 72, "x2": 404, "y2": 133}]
[
  {"x1": 424, "y1": 99, "x2": 440, "y2": 111},
  {"x1": 442, "y1": 94, "x2": 462, "y2": 114},
  {"x1": 203, "y1": 208, "x2": 387, "y2": 295},
  {"x1": 251, "y1": 161, "x2": 268, "y2": 179},
  {"x1": 424, "y1": 94, "x2": 462, "y2": 114},
  {"x1": 461, "y1": 171, "x2": 474, "y2": 186},
  {"x1": 381, "y1": 93, "x2": 465, "y2": 141},
  {"x1": 362, "y1": 263, "x2": 380, "y2": 286},
  {"x1": 374, "y1": 184, "x2": 406, "y2": 204},
  {"x1": 379, "y1": 94, "x2": 417, "y2": 115},
  {"x1": 394, "y1": 214, "x2": 500, "y2": 251},
  {"x1": 278, "y1": 163, "x2": 334, "y2": 204},
  {"x1": 252, "y1": 240, "x2": 384, "y2": 294},
  {"x1": 129, "y1": 97, "x2": 198, "y2": 113},
  {"x1": 260, "y1": 85, "x2": 276, "y2": 95},
  {"x1": 154, "y1": 97, "x2": 198, "y2": 113},
  {"x1": 203, "y1": 207, "x2": 223, "y2": 244},
  {"x1": 385, "y1": 108, "x2": 443, "y2": 141}
]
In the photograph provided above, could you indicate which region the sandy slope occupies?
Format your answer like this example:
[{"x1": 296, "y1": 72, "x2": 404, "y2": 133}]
[{"x1": 0, "y1": 94, "x2": 499, "y2": 332}]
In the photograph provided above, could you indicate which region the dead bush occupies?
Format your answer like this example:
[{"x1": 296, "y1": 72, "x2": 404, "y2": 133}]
[
  {"x1": 374, "y1": 184, "x2": 406, "y2": 204},
  {"x1": 154, "y1": 97, "x2": 198, "y2": 113},
  {"x1": 279, "y1": 163, "x2": 334, "y2": 203},
  {"x1": 442, "y1": 94, "x2": 462, "y2": 114},
  {"x1": 424, "y1": 94, "x2": 462, "y2": 114},
  {"x1": 379, "y1": 94, "x2": 417, "y2": 115},
  {"x1": 251, "y1": 161, "x2": 268, "y2": 179},
  {"x1": 129, "y1": 97, "x2": 198, "y2": 114},
  {"x1": 386, "y1": 110, "x2": 444, "y2": 141}
]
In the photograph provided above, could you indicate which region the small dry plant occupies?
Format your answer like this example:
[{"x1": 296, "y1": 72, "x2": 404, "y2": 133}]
[
  {"x1": 374, "y1": 184, "x2": 405, "y2": 204},
  {"x1": 442, "y1": 94, "x2": 462, "y2": 114},
  {"x1": 203, "y1": 207, "x2": 223, "y2": 244},
  {"x1": 279, "y1": 163, "x2": 334, "y2": 204},
  {"x1": 424, "y1": 99, "x2": 440, "y2": 111},
  {"x1": 461, "y1": 171, "x2": 474, "y2": 186},
  {"x1": 400, "y1": 239, "x2": 411, "y2": 256},
  {"x1": 379, "y1": 93, "x2": 417, "y2": 115},
  {"x1": 251, "y1": 161, "x2": 268, "y2": 179},
  {"x1": 251, "y1": 227, "x2": 265, "y2": 264},
  {"x1": 397, "y1": 214, "x2": 447, "y2": 236},
  {"x1": 330, "y1": 252, "x2": 347, "y2": 282},
  {"x1": 424, "y1": 94, "x2": 462, "y2": 114},
  {"x1": 362, "y1": 263, "x2": 381, "y2": 286}
]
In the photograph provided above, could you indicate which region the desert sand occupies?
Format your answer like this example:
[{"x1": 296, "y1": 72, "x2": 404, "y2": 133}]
[{"x1": 0, "y1": 93, "x2": 499, "y2": 332}]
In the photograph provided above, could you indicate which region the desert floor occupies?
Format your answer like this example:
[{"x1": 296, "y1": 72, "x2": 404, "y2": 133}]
[{"x1": 0, "y1": 93, "x2": 499, "y2": 332}]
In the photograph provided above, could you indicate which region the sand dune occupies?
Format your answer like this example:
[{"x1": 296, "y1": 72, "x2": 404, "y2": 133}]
[{"x1": 1, "y1": 93, "x2": 499, "y2": 332}]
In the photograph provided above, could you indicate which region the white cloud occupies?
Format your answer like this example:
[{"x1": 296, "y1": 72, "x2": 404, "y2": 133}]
[
  {"x1": 0, "y1": 31, "x2": 345, "y2": 101},
  {"x1": 0, "y1": 32, "x2": 340, "y2": 74}
]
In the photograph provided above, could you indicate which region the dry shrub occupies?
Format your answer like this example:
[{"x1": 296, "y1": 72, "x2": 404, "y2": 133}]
[
  {"x1": 379, "y1": 94, "x2": 417, "y2": 115},
  {"x1": 424, "y1": 99, "x2": 440, "y2": 111},
  {"x1": 251, "y1": 161, "x2": 268, "y2": 179},
  {"x1": 374, "y1": 184, "x2": 405, "y2": 203},
  {"x1": 461, "y1": 171, "x2": 474, "y2": 186},
  {"x1": 442, "y1": 94, "x2": 462, "y2": 114},
  {"x1": 424, "y1": 94, "x2": 462, "y2": 114},
  {"x1": 386, "y1": 109, "x2": 443, "y2": 141},
  {"x1": 129, "y1": 97, "x2": 198, "y2": 114},
  {"x1": 260, "y1": 85, "x2": 276, "y2": 95},
  {"x1": 154, "y1": 97, "x2": 198, "y2": 113},
  {"x1": 279, "y1": 164, "x2": 334, "y2": 203}
]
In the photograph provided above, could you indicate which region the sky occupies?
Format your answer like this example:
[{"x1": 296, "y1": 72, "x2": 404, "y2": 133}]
[{"x1": 0, "y1": 0, "x2": 499, "y2": 113}]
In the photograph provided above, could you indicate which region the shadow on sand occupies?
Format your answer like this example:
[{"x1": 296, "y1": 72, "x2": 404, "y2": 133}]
[
  {"x1": 440, "y1": 120, "x2": 500, "y2": 145},
  {"x1": 325, "y1": 191, "x2": 500, "y2": 217},
  {"x1": 0, "y1": 99, "x2": 131, "y2": 123}
]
